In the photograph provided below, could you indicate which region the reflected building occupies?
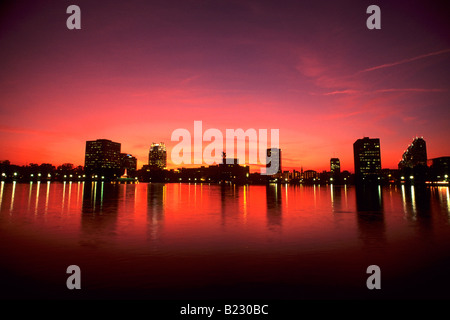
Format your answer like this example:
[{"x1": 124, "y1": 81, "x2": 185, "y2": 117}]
[
  {"x1": 353, "y1": 137, "x2": 381, "y2": 182},
  {"x1": 81, "y1": 181, "x2": 120, "y2": 214},
  {"x1": 401, "y1": 184, "x2": 432, "y2": 236},
  {"x1": 147, "y1": 183, "x2": 165, "y2": 241},
  {"x1": 220, "y1": 184, "x2": 241, "y2": 226},
  {"x1": 266, "y1": 184, "x2": 282, "y2": 229},
  {"x1": 330, "y1": 184, "x2": 344, "y2": 213},
  {"x1": 81, "y1": 181, "x2": 120, "y2": 247},
  {"x1": 355, "y1": 184, "x2": 385, "y2": 248}
]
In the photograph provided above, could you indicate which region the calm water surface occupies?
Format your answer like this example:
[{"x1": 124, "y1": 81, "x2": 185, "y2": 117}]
[{"x1": 1, "y1": 181, "x2": 449, "y2": 299}]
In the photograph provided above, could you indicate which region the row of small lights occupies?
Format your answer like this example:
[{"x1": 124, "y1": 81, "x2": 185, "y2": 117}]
[
  {"x1": 1, "y1": 173, "x2": 106, "y2": 180},
  {"x1": 1, "y1": 173, "x2": 141, "y2": 181},
  {"x1": 3, "y1": 173, "x2": 448, "y2": 181},
  {"x1": 178, "y1": 178, "x2": 211, "y2": 181},
  {"x1": 400, "y1": 174, "x2": 448, "y2": 180}
]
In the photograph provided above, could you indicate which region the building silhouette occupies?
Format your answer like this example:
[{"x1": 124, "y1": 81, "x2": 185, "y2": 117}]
[
  {"x1": 266, "y1": 148, "x2": 282, "y2": 177},
  {"x1": 85, "y1": 139, "x2": 121, "y2": 179},
  {"x1": 428, "y1": 157, "x2": 450, "y2": 182},
  {"x1": 148, "y1": 143, "x2": 167, "y2": 170},
  {"x1": 121, "y1": 153, "x2": 137, "y2": 176},
  {"x1": 218, "y1": 152, "x2": 249, "y2": 183},
  {"x1": 330, "y1": 158, "x2": 341, "y2": 183},
  {"x1": 398, "y1": 137, "x2": 428, "y2": 183},
  {"x1": 330, "y1": 158, "x2": 341, "y2": 174},
  {"x1": 398, "y1": 137, "x2": 427, "y2": 169},
  {"x1": 353, "y1": 137, "x2": 381, "y2": 182},
  {"x1": 303, "y1": 169, "x2": 317, "y2": 180}
]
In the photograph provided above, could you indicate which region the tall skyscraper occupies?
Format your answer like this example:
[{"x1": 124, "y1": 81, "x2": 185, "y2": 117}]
[
  {"x1": 398, "y1": 137, "x2": 427, "y2": 169},
  {"x1": 85, "y1": 139, "x2": 121, "y2": 178},
  {"x1": 353, "y1": 137, "x2": 381, "y2": 180},
  {"x1": 266, "y1": 148, "x2": 282, "y2": 176},
  {"x1": 149, "y1": 143, "x2": 167, "y2": 170},
  {"x1": 330, "y1": 157, "x2": 341, "y2": 183},
  {"x1": 330, "y1": 158, "x2": 340, "y2": 174}
]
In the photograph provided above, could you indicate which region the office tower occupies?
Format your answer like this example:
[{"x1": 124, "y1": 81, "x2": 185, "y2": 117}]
[
  {"x1": 330, "y1": 157, "x2": 341, "y2": 183},
  {"x1": 398, "y1": 137, "x2": 427, "y2": 169},
  {"x1": 149, "y1": 142, "x2": 167, "y2": 170},
  {"x1": 428, "y1": 157, "x2": 449, "y2": 182},
  {"x1": 266, "y1": 148, "x2": 282, "y2": 176},
  {"x1": 330, "y1": 158, "x2": 340, "y2": 174},
  {"x1": 353, "y1": 137, "x2": 381, "y2": 180},
  {"x1": 121, "y1": 153, "x2": 137, "y2": 174},
  {"x1": 85, "y1": 139, "x2": 121, "y2": 178}
]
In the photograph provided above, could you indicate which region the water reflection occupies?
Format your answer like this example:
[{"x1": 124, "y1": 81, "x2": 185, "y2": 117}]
[
  {"x1": 355, "y1": 185, "x2": 385, "y2": 249},
  {"x1": 35, "y1": 181, "x2": 41, "y2": 214},
  {"x1": 1, "y1": 182, "x2": 450, "y2": 299},
  {"x1": 80, "y1": 182, "x2": 120, "y2": 248},
  {"x1": 121, "y1": 183, "x2": 137, "y2": 212},
  {"x1": 401, "y1": 185, "x2": 431, "y2": 219},
  {"x1": 45, "y1": 181, "x2": 51, "y2": 214},
  {"x1": 9, "y1": 181, "x2": 16, "y2": 213},
  {"x1": 0, "y1": 181, "x2": 4, "y2": 209},
  {"x1": 220, "y1": 184, "x2": 240, "y2": 226},
  {"x1": 330, "y1": 184, "x2": 344, "y2": 213},
  {"x1": 437, "y1": 187, "x2": 450, "y2": 220},
  {"x1": 401, "y1": 185, "x2": 433, "y2": 238},
  {"x1": 147, "y1": 183, "x2": 165, "y2": 241},
  {"x1": 266, "y1": 184, "x2": 282, "y2": 229}
]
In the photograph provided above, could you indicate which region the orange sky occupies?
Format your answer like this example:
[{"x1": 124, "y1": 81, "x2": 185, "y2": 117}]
[{"x1": 0, "y1": 0, "x2": 449, "y2": 172}]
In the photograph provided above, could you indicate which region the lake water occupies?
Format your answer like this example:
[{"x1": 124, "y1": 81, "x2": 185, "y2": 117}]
[{"x1": 1, "y1": 181, "x2": 450, "y2": 299}]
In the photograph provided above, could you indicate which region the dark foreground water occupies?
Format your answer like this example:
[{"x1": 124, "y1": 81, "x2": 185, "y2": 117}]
[{"x1": 0, "y1": 181, "x2": 449, "y2": 299}]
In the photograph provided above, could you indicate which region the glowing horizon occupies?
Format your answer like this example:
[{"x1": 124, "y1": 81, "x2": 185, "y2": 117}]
[{"x1": 1, "y1": 1, "x2": 449, "y2": 173}]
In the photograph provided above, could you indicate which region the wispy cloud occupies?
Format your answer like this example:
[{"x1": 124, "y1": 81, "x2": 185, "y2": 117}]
[
  {"x1": 323, "y1": 89, "x2": 360, "y2": 95},
  {"x1": 360, "y1": 48, "x2": 450, "y2": 73},
  {"x1": 375, "y1": 88, "x2": 447, "y2": 93},
  {"x1": 324, "y1": 111, "x2": 363, "y2": 120},
  {"x1": 320, "y1": 87, "x2": 447, "y2": 96},
  {"x1": 180, "y1": 75, "x2": 201, "y2": 85}
]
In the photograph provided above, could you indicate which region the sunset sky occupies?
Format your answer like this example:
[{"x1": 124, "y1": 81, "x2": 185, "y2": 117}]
[{"x1": 0, "y1": 0, "x2": 449, "y2": 172}]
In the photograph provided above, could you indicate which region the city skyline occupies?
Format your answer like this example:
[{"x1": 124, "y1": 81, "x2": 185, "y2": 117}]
[
  {"x1": 2, "y1": 0, "x2": 450, "y2": 304},
  {"x1": 1, "y1": 1, "x2": 449, "y2": 172},
  {"x1": 1, "y1": 135, "x2": 448, "y2": 180}
]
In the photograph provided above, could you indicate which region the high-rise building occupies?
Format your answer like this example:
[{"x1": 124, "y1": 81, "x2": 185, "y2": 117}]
[
  {"x1": 85, "y1": 139, "x2": 121, "y2": 178},
  {"x1": 149, "y1": 143, "x2": 167, "y2": 170},
  {"x1": 353, "y1": 137, "x2": 381, "y2": 180},
  {"x1": 121, "y1": 153, "x2": 137, "y2": 175},
  {"x1": 266, "y1": 148, "x2": 282, "y2": 176},
  {"x1": 398, "y1": 137, "x2": 427, "y2": 169},
  {"x1": 330, "y1": 158, "x2": 341, "y2": 183},
  {"x1": 330, "y1": 158, "x2": 340, "y2": 174}
]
